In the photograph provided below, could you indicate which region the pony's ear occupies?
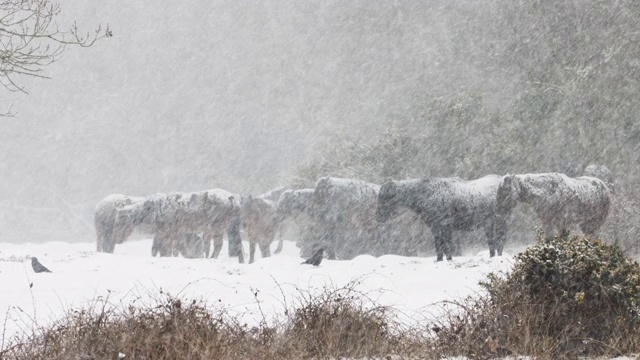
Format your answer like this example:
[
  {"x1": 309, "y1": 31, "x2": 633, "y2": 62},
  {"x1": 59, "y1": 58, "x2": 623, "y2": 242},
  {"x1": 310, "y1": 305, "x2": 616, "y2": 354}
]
[
  {"x1": 501, "y1": 175, "x2": 516, "y2": 192},
  {"x1": 512, "y1": 175, "x2": 527, "y2": 197},
  {"x1": 381, "y1": 181, "x2": 396, "y2": 195},
  {"x1": 502, "y1": 174, "x2": 513, "y2": 185}
]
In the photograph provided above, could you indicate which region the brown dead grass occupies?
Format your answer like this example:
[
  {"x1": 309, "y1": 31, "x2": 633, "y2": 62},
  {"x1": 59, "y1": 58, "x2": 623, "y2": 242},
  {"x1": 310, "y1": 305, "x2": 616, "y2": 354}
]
[{"x1": 0, "y1": 283, "x2": 429, "y2": 360}]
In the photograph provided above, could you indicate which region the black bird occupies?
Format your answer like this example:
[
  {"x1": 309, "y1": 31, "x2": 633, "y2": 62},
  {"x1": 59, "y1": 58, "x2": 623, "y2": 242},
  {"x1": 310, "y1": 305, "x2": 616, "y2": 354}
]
[
  {"x1": 301, "y1": 248, "x2": 324, "y2": 266},
  {"x1": 31, "y1": 257, "x2": 52, "y2": 273}
]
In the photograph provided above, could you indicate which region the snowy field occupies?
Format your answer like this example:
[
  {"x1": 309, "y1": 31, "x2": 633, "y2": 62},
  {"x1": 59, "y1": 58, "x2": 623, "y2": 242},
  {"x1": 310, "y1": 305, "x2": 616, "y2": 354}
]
[
  {"x1": 0, "y1": 238, "x2": 516, "y2": 339},
  {"x1": 0, "y1": 238, "x2": 637, "y2": 360}
]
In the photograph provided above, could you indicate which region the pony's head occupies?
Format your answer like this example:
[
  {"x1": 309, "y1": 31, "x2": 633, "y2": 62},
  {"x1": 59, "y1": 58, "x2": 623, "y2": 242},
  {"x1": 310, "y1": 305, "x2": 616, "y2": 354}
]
[
  {"x1": 312, "y1": 176, "x2": 333, "y2": 220},
  {"x1": 496, "y1": 175, "x2": 521, "y2": 215},
  {"x1": 276, "y1": 190, "x2": 303, "y2": 221},
  {"x1": 376, "y1": 181, "x2": 400, "y2": 223}
]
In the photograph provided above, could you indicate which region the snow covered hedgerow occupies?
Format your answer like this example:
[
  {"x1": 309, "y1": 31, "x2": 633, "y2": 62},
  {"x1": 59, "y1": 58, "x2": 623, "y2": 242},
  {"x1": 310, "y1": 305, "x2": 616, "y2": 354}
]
[
  {"x1": 0, "y1": 293, "x2": 279, "y2": 360},
  {"x1": 284, "y1": 284, "x2": 394, "y2": 358},
  {"x1": 433, "y1": 232, "x2": 640, "y2": 359},
  {"x1": 1, "y1": 284, "x2": 430, "y2": 360}
]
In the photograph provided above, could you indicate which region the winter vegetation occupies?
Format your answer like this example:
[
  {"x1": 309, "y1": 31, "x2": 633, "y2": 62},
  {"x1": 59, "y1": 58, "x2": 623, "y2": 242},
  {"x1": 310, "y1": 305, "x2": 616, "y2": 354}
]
[
  {"x1": 2, "y1": 235, "x2": 640, "y2": 359},
  {"x1": 2, "y1": 0, "x2": 640, "y2": 359}
]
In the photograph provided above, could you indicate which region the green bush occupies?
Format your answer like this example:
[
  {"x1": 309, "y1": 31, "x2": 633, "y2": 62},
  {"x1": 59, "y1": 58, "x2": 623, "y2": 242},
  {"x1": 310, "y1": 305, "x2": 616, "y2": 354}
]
[
  {"x1": 493, "y1": 233, "x2": 640, "y2": 344},
  {"x1": 434, "y1": 232, "x2": 640, "y2": 359}
]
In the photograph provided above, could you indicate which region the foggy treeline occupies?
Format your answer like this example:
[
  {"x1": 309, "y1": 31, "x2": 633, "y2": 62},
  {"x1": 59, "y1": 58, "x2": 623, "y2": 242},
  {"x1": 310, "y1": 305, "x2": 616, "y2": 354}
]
[{"x1": 0, "y1": 0, "x2": 638, "y2": 245}]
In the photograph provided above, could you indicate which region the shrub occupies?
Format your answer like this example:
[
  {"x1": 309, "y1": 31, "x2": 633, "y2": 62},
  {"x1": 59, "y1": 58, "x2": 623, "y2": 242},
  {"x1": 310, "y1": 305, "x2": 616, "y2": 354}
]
[
  {"x1": 283, "y1": 284, "x2": 395, "y2": 358},
  {"x1": 433, "y1": 232, "x2": 640, "y2": 359},
  {"x1": 0, "y1": 294, "x2": 278, "y2": 360},
  {"x1": 1, "y1": 284, "x2": 428, "y2": 360}
]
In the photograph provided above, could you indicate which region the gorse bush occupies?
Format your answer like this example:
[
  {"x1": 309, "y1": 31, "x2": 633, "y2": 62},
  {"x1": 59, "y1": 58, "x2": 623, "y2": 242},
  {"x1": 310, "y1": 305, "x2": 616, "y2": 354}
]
[
  {"x1": 433, "y1": 232, "x2": 640, "y2": 359},
  {"x1": 497, "y1": 233, "x2": 640, "y2": 354},
  {"x1": 510, "y1": 233, "x2": 640, "y2": 315}
]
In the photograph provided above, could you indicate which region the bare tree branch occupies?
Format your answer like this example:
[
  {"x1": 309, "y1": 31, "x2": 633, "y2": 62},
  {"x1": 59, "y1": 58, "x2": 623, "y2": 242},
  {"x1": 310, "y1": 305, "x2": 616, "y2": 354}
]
[{"x1": 0, "y1": 0, "x2": 111, "y2": 116}]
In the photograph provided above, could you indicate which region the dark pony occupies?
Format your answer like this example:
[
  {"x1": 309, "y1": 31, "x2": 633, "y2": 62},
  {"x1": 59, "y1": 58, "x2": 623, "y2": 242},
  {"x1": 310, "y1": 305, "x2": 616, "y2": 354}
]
[
  {"x1": 377, "y1": 175, "x2": 507, "y2": 261},
  {"x1": 240, "y1": 195, "x2": 278, "y2": 264}
]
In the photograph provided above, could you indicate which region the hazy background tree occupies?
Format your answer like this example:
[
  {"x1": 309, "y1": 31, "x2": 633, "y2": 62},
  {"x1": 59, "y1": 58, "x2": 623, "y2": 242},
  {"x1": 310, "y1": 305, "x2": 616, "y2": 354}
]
[{"x1": 296, "y1": 0, "x2": 640, "y2": 250}]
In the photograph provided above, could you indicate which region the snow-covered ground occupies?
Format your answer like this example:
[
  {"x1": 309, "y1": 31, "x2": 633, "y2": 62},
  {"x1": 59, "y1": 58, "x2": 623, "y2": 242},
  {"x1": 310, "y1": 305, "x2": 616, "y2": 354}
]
[
  {"x1": 0, "y1": 238, "x2": 515, "y2": 340},
  {"x1": 1, "y1": 238, "x2": 638, "y2": 360}
]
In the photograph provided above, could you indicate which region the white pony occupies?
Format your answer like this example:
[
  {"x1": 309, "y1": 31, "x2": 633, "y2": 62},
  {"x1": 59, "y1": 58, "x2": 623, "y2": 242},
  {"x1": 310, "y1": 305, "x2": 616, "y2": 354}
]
[{"x1": 496, "y1": 173, "x2": 611, "y2": 239}]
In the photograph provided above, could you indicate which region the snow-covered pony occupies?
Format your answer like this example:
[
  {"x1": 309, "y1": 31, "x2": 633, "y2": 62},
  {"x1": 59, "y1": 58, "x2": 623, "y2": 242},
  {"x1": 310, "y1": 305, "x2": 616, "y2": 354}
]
[
  {"x1": 276, "y1": 188, "x2": 316, "y2": 255},
  {"x1": 258, "y1": 186, "x2": 288, "y2": 253},
  {"x1": 114, "y1": 189, "x2": 244, "y2": 262},
  {"x1": 313, "y1": 177, "x2": 380, "y2": 260},
  {"x1": 496, "y1": 173, "x2": 611, "y2": 239},
  {"x1": 583, "y1": 164, "x2": 615, "y2": 194},
  {"x1": 276, "y1": 189, "x2": 314, "y2": 223},
  {"x1": 240, "y1": 195, "x2": 279, "y2": 263},
  {"x1": 151, "y1": 232, "x2": 205, "y2": 258},
  {"x1": 376, "y1": 175, "x2": 507, "y2": 261},
  {"x1": 94, "y1": 194, "x2": 145, "y2": 253}
]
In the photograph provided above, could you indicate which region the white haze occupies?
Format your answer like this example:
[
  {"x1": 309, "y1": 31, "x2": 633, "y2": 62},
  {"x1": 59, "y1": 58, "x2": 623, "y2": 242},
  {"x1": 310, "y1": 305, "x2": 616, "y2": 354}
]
[{"x1": 0, "y1": 1, "x2": 518, "y2": 244}]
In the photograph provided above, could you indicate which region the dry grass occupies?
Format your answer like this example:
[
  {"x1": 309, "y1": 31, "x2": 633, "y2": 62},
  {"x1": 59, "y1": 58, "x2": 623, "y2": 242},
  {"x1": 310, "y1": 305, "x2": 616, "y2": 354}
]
[{"x1": 0, "y1": 283, "x2": 430, "y2": 360}]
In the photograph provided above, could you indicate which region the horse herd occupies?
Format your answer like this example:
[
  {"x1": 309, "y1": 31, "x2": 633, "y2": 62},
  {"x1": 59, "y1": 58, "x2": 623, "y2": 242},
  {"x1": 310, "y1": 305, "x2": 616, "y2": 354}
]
[{"x1": 94, "y1": 165, "x2": 614, "y2": 263}]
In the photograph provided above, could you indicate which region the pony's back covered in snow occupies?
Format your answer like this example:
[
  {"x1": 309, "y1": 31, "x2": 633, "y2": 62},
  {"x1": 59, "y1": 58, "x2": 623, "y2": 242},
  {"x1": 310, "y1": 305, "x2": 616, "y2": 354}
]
[
  {"x1": 497, "y1": 172, "x2": 611, "y2": 238},
  {"x1": 377, "y1": 175, "x2": 507, "y2": 261},
  {"x1": 312, "y1": 176, "x2": 380, "y2": 260},
  {"x1": 94, "y1": 194, "x2": 146, "y2": 253}
]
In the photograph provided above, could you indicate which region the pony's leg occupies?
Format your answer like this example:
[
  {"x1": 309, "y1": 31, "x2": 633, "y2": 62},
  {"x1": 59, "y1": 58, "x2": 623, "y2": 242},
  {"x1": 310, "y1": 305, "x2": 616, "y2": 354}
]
[
  {"x1": 116, "y1": 225, "x2": 133, "y2": 244},
  {"x1": 485, "y1": 222, "x2": 497, "y2": 258},
  {"x1": 162, "y1": 235, "x2": 174, "y2": 257},
  {"x1": 322, "y1": 224, "x2": 337, "y2": 260},
  {"x1": 274, "y1": 238, "x2": 284, "y2": 254},
  {"x1": 151, "y1": 236, "x2": 160, "y2": 257},
  {"x1": 432, "y1": 228, "x2": 443, "y2": 262},
  {"x1": 274, "y1": 223, "x2": 284, "y2": 254},
  {"x1": 171, "y1": 235, "x2": 180, "y2": 257},
  {"x1": 260, "y1": 236, "x2": 272, "y2": 258},
  {"x1": 226, "y1": 218, "x2": 245, "y2": 263},
  {"x1": 452, "y1": 233, "x2": 463, "y2": 257},
  {"x1": 202, "y1": 232, "x2": 211, "y2": 258},
  {"x1": 432, "y1": 227, "x2": 452, "y2": 261},
  {"x1": 158, "y1": 236, "x2": 171, "y2": 257},
  {"x1": 543, "y1": 223, "x2": 555, "y2": 240},
  {"x1": 211, "y1": 230, "x2": 224, "y2": 259},
  {"x1": 249, "y1": 235, "x2": 256, "y2": 264},
  {"x1": 325, "y1": 231, "x2": 337, "y2": 260},
  {"x1": 443, "y1": 228, "x2": 453, "y2": 261},
  {"x1": 495, "y1": 217, "x2": 508, "y2": 256},
  {"x1": 103, "y1": 226, "x2": 116, "y2": 253},
  {"x1": 95, "y1": 221, "x2": 105, "y2": 252},
  {"x1": 580, "y1": 220, "x2": 601, "y2": 239},
  {"x1": 108, "y1": 223, "x2": 132, "y2": 253}
]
